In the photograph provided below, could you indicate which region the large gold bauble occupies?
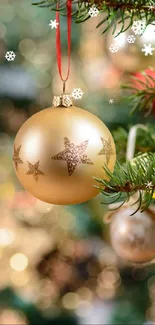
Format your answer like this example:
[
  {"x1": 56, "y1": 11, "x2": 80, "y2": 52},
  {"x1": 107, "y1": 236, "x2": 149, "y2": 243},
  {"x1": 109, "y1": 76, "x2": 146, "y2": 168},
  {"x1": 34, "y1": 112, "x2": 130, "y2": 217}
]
[
  {"x1": 110, "y1": 206, "x2": 155, "y2": 263},
  {"x1": 106, "y1": 23, "x2": 155, "y2": 73},
  {"x1": 13, "y1": 102, "x2": 116, "y2": 205}
]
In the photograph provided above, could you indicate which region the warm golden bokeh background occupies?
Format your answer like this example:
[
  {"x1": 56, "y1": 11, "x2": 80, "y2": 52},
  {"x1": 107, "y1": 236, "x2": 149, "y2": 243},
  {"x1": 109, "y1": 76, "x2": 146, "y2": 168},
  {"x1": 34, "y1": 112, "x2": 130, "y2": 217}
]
[{"x1": 0, "y1": 0, "x2": 155, "y2": 324}]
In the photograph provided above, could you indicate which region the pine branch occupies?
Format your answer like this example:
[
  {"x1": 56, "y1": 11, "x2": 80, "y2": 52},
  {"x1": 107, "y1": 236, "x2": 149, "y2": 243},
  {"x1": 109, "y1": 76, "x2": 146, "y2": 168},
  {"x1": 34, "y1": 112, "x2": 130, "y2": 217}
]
[
  {"x1": 32, "y1": 0, "x2": 155, "y2": 34},
  {"x1": 122, "y1": 69, "x2": 155, "y2": 115},
  {"x1": 95, "y1": 152, "x2": 155, "y2": 213},
  {"x1": 97, "y1": 0, "x2": 155, "y2": 11}
]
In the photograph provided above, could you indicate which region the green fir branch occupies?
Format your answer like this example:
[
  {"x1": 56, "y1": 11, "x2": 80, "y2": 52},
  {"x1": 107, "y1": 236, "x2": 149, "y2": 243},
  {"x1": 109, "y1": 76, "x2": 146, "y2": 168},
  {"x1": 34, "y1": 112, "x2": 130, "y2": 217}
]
[
  {"x1": 32, "y1": 0, "x2": 155, "y2": 34},
  {"x1": 122, "y1": 70, "x2": 155, "y2": 115},
  {"x1": 95, "y1": 152, "x2": 155, "y2": 213}
]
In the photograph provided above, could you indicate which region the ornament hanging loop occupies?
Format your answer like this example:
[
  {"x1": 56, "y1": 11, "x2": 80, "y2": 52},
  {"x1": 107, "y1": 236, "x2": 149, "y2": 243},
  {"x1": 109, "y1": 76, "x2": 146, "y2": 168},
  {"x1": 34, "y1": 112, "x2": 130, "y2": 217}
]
[
  {"x1": 126, "y1": 124, "x2": 148, "y2": 161},
  {"x1": 56, "y1": 0, "x2": 71, "y2": 84},
  {"x1": 63, "y1": 80, "x2": 66, "y2": 93}
]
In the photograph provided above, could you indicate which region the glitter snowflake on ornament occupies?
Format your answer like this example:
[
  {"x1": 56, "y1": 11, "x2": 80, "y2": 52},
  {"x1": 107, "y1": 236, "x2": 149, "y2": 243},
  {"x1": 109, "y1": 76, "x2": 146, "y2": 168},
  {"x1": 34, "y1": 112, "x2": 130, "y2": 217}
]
[
  {"x1": 72, "y1": 88, "x2": 84, "y2": 100},
  {"x1": 141, "y1": 44, "x2": 155, "y2": 56},
  {"x1": 127, "y1": 35, "x2": 136, "y2": 44},
  {"x1": 109, "y1": 44, "x2": 119, "y2": 53},
  {"x1": 88, "y1": 5, "x2": 99, "y2": 17},
  {"x1": 49, "y1": 19, "x2": 59, "y2": 29},
  {"x1": 131, "y1": 20, "x2": 146, "y2": 35},
  {"x1": 5, "y1": 51, "x2": 16, "y2": 61}
]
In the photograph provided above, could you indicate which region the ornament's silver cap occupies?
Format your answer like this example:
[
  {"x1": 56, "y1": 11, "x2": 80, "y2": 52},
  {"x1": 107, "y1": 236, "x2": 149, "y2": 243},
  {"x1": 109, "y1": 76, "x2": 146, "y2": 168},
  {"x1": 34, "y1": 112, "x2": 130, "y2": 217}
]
[{"x1": 53, "y1": 93, "x2": 73, "y2": 108}]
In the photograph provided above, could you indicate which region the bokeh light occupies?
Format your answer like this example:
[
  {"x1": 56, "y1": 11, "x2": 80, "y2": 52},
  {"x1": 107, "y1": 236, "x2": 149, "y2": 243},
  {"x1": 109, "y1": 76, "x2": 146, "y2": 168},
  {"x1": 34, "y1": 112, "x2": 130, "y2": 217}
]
[
  {"x1": 0, "y1": 1, "x2": 154, "y2": 324},
  {"x1": 10, "y1": 253, "x2": 28, "y2": 272}
]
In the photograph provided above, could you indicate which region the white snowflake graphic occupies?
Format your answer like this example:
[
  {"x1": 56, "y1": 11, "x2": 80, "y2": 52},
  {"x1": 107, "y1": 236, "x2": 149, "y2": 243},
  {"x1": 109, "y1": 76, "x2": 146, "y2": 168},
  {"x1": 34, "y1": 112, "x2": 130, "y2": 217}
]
[
  {"x1": 49, "y1": 19, "x2": 59, "y2": 29},
  {"x1": 109, "y1": 44, "x2": 119, "y2": 53},
  {"x1": 131, "y1": 20, "x2": 146, "y2": 35},
  {"x1": 5, "y1": 51, "x2": 16, "y2": 62},
  {"x1": 109, "y1": 98, "x2": 114, "y2": 104},
  {"x1": 148, "y1": 0, "x2": 155, "y2": 10},
  {"x1": 127, "y1": 35, "x2": 136, "y2": 44},
  {"x1": 145, "y1": 181, "x2": 154, "y2": 189},
  {"x1": 88, "y1": 5, "x2": 99, "y2": 17},
  {"x1": 141, "y1": 43, "x2": 155, "y2": 56},
  {"x1": 72, "y1": 88, "x2": 84, "y2": 100},
  {"x1": 149, "y1": 4, "x2": 155, "y2": 10}
]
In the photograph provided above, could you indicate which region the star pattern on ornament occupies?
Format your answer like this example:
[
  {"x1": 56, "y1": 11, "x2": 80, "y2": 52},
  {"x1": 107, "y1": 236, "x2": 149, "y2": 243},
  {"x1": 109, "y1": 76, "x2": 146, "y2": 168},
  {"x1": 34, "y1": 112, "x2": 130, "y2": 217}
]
[
  {"x1": 52, "y1": 137, "x2": 94, "y2": 176},
  {"x1": 26, "y1": 161, "x2": 44, "y2": 181},
  {"x1": 13, "y1": 145, "x2": 23, "y2": 170},
  {"x1": 98, "y1": 137, "x2": 115, "y2": 164}
]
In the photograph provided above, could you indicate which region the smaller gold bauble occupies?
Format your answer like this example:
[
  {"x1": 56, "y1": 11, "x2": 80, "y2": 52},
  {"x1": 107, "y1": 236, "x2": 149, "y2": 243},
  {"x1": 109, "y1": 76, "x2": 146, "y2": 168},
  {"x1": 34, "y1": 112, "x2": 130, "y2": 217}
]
[
  {"x1": 110, "y1": 206, "x2": 155, "y2": 263},
  {"x1": 13, "y1": 101, "x2": 116, "y2": 205}
]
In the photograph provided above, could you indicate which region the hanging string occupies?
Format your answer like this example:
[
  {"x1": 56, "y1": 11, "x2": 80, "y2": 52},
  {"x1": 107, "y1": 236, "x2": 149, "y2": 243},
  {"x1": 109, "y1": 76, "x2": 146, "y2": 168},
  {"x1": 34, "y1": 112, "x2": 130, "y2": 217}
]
[
  {"x1": 56, "y1": 0, "x2": 72, "y2": 92},
  {"x1": 126, "y1": 124, "x2": 148, "y2": 161}
]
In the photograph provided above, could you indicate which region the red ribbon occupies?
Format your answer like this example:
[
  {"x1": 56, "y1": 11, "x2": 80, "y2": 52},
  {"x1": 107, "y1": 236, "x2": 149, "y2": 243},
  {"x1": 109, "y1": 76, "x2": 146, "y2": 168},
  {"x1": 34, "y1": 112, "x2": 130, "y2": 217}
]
[{"x1": 56, "y1": 0, "x2": 72, "y2": 85}]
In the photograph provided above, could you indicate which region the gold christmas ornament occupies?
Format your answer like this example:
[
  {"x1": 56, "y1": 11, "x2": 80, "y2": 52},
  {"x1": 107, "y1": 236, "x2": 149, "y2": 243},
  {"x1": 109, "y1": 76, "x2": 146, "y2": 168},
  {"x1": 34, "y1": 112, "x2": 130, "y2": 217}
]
[
  {"x1": 106, "y1": 22, "x2": 155, "y2": 73},
  {"x1": 13, "y1": 94, "x2": 116, "y2": 205},
  {"x1": 109, "y1": 205, "x2": 155, "y2": 264}
]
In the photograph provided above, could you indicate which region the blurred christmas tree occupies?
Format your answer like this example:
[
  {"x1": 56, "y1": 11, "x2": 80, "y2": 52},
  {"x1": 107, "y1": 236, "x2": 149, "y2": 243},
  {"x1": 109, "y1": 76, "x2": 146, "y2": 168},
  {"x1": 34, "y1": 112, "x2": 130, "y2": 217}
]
[{"x1": 0, "y1": 0, "x2": 155, "y2": 324}]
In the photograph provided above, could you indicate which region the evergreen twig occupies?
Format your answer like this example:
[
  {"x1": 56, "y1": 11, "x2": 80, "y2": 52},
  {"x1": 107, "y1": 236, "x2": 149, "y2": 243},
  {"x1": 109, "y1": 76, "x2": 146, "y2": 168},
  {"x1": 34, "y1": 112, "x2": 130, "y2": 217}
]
[
  {"x1": 122, "y1": 69, "x2": 155, "y2": 115},
  {"x1": 32, "y1": 0, "x2": 155, "y2": 34},
  {"x1": 95, "y1": 152, "x2": 155, "y2": 212}
]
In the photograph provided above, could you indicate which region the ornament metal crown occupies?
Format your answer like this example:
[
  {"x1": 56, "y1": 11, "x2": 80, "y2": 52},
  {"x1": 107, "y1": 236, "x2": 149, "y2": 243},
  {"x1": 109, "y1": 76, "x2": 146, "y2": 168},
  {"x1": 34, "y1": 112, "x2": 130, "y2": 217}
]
[{"x1": 53, "y1": 93, "x2": 73, "y2": 108}]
